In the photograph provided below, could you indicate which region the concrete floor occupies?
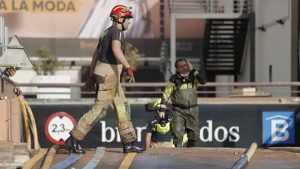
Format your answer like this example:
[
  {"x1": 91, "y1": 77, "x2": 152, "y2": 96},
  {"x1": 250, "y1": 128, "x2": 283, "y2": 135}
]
[{"x1": 32, "y1": 147, "x2": 300, "y2": 169}]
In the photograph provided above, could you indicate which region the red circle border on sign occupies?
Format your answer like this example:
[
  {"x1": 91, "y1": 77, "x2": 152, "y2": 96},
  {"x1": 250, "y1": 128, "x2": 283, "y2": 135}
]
[{"x1": 44, "y1": 111, "x2": 77, "y2": 145}]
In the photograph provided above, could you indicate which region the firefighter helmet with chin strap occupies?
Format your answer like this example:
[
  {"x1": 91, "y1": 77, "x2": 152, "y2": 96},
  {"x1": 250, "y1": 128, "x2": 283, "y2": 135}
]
[
  {"x1": 110, "y1": 5, "x2": 133, "y2": 21},
  {"x1": 155, "y1": 115, "x2": 171, "y2": 134}
]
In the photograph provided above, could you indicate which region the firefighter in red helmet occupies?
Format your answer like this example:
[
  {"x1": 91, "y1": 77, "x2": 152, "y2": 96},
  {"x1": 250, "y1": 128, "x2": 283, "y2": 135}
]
[{"x1": 65, "y1": 5, "x2": 144, "y2": 154}]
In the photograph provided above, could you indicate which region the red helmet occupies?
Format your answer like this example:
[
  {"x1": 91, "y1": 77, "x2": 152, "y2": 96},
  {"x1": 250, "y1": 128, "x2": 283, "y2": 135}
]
[{"x1": 110, "y1": 5, "x2": 133, "y2": 21}]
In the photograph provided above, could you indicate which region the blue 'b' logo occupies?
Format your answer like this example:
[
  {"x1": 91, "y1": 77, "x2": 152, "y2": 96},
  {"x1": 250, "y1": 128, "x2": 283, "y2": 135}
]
[{"x1": 263, "y1": 111, "x2": 295, "y2": 145}]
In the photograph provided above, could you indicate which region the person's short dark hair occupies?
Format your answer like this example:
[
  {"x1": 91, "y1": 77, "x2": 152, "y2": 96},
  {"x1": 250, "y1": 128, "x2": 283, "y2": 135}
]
[{"x1": 175, "y1": 58, "x2": 187, "y2": 68}]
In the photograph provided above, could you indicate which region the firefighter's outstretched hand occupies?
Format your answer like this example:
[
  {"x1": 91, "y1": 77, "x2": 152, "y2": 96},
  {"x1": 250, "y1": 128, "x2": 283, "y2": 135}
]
[
  {"x1": 125, "y1": 66, "x2": 135, "y2": 83},
  {"x1": 83, "y1": 76, "x2": 96, "y2": 92},
  {"x1": 157, "y1": 111, "x2": 165, "y2": 119}
]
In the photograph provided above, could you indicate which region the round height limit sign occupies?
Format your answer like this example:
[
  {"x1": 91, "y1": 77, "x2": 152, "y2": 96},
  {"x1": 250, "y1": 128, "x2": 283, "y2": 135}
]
[{"x1": 45, "y1": 112, "x2": 77, "y2": 145}]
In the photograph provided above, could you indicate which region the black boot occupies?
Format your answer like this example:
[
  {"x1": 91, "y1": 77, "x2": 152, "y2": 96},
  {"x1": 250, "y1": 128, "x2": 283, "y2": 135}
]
[
  {"x1": 187, "y1": 140, "x2": 196, "y2": 147},
  {"x1": 123, "y1": 142, "x2": 144, "y2": 153},
  {"x1": 173, "y1": 139, "x2": 183, "y2": 147},
  {"x1": 65, "y1": 135, "x2": 85, "y2": 154}
]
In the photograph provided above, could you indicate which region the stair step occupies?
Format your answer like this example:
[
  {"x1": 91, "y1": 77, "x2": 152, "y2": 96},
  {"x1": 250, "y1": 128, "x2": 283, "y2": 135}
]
[
  {"x1": 209, "y1": 37, "x2": 244, "y2": 40},
  {"x1": 211, "y1": 19, "x2": 248, "y2": 22},
  {"x1": 210, "y1": 23, "x2": 238, "y2": 26},
  {"x1": 206, "y1": 59, "x2": 234, "y2": 62},
  {"x1": 208, "y1": 41, "x2": 244, "y2": 44},
  {"x1": 206, "y1": 70, "x2": 236, "y2": 75},
  {"x1": 208, "y1": 46, "x2": 238, "y2": 49},
  {"x1": 206, "y1": 68, "x2": 235, "y2": 70},
  {"x1": 208, "y1": 42, "x2": 236, "y2": 45},
  {"x1": 209, "y1": 38, "x2": 244, "y2": 41},
  {"x1": 208, "y1": 48, "x2": 235, "y2": 50},
  {"x1": 206, "y1": 62, "x2": 235, "y2": 65},
  {"x1": 210, "y1": 23, "x2": 246, "y2": 26},
  {"x1": 208, "y1": 48, "x2": 236, "y2": 51},
  {"x1": 206, "y1": 63, "x2": 235, "y2": 66},
  {"x1": 206, "y1": 59, "x2": 235, "y2": 61},
  {"x1": 208, "y1": 51, "x2": 235, "y2": 54},
  {"x1": 203, "y1": 17, "x2": 249, "y2": 76},
  {"x1": 210, "y1": 28, "x2": 247, "y2": 31},
  {"x1": 210, "y1": 24, "x2": 247, "y2": 28},
  {"x1": 208, "y1": 46, "x2": 235, "y2": 49},
  {"x1": 209, "y1": 32, "x2": 238, "y2": 34},
  {"x1": 209, "y1": 31, "x2": 246, "y2": 34},
  {"x1": 209, "y1": 35, "x2": 236, "y2": 38},
  {"x1": 206, "y1": 55, "x2": 235, "y2": 58},
  {"x1": 208, "y1": 44, "x2": 244, "y2": 48},
  {"x1": 206, "y1": 67, "x2": 235, "y2": 70},
  {"x1": 209, "y1": 33, "x2": 236, "y2": 35}
]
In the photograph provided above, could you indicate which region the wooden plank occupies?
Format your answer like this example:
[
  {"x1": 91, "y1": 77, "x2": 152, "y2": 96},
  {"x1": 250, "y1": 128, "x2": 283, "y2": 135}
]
[
  {"x1": 10, "y1": 99, "x2": 21, "y2": 143},
  {"x1": 0, "y1": 100, "x2": 8, "y2": 141},
  {"x1": 118, "y1": 153, "x2": 137, "y2": 169},
  {"x1": 231, "y1": 143, "x2": 257, "y2": 169},
  {"x1": 82, "y1": 147, "x2": 105, "y2": 169},
  {"x1": 2, "y1": 81, "x2": 17, "y2": 99},
  {"x1": 41, "y1": 145, "x2": 59, "y2": 169},
  {"x1": 6, "y1": 99, "x2": 11, "y2": 141},
  {"x1": 51, "y1": 153, "x2": 83, "y2": 169},
  {"x1": 23, "y1": 148, "x2": 48, "y2": 169}
]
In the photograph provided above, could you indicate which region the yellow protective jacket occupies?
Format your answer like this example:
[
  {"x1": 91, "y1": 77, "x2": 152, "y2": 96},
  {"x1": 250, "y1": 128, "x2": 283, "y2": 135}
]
[{"x1": 157, "y1": 69, "x2": 206, "y2": 110}]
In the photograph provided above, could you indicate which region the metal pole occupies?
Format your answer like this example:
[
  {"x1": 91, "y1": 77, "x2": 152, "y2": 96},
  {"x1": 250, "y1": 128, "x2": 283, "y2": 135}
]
[
  {"x1": 250, "y1": 12, "x2": 255, "y2": 82},
  {"x1": 160, "y1": 0, "x2": 165, "y2": 39},
  {"x1": 160, "y1": 0, "x2": 170, "y2": 80},
  {"x1": 170, "y1": 13, "x2": 176, "y2": 74},
  {"x1": 0, "y1": 16, "x2": 4, "y2": 56},
  {"x1": 4, "y1": 26, "x2": 8, "y2": 51}
]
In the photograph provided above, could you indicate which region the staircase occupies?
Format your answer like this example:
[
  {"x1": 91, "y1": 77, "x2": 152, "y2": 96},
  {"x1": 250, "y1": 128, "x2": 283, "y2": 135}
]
[{"x1": 203, "y1": 18, "x2": 250, "y2": 81}]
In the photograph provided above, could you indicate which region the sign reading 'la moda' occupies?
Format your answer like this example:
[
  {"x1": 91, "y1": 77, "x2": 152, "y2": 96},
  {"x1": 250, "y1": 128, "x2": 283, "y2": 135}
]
[{"x1": 0, "y1": 0, "x2": 80, "y2": 13}]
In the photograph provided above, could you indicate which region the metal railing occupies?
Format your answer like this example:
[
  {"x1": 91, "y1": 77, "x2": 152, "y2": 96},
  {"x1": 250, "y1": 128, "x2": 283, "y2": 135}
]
[
  {"x1": 0, "y1": 16, "x2": 8, "y2": 56},
  {"x1": 17, "y1": 82, "x2": 300, "y2": 98},
  {"x1": 169, "y1": 0, "x2": 253, "y2": 14}
]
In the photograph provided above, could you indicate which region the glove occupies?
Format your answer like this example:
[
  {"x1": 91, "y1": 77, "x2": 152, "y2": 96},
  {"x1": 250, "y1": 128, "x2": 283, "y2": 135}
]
[
  {"x1": 124, "y1": 66, "x2": 135, "y2": 83},
  {"x1": 82, "y1": 76, "x2": 96, "y2": 92},
  {"x1": 186, "y1": 60, "x2": 194, "y2": 70},
  {"x1": 14, "y1": 87, "x2": 22, "y2": 96},
  {"x1": 190, "y1": 69, "x2": 206, "y2": 84}
]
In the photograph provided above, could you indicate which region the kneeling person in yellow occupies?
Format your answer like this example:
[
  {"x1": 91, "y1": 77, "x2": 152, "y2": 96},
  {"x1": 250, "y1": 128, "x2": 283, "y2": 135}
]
[
  {"x1": 65, "y1": 5, "x2": 144, "y2": 154},
  {"x1": 145, "y1": 113, "x2": 174, "y2": 149}
]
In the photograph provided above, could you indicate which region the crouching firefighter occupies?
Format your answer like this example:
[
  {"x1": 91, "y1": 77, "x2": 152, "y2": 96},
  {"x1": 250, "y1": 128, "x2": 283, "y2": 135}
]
[
  {"x1": 64, "y1": 4, "x2": 144, "y2": 154},
  {"x1": 145, "y1": 110, "x2": 174, "y2": 149},
  {"x1": 155, "y1": 58, "x2": 206, "y2": 147}
]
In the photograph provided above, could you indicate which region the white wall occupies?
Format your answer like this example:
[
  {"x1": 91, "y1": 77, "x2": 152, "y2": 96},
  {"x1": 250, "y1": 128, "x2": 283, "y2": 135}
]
[
  {"x1": 55, "y1": 68, "x2": 81, "y2": 99},
  {"x1": 255, "y1": 0, "x2": 292, "y2": 96},
  {"x1": 11, "y1": 68, "x2": 81, "y2": 99},
  {"x1": 238, "y1": 35, "x2": 252, "y2": 82},
  {"x1": 215, "y1": 75, "x2": 234, "y2": 97}
]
